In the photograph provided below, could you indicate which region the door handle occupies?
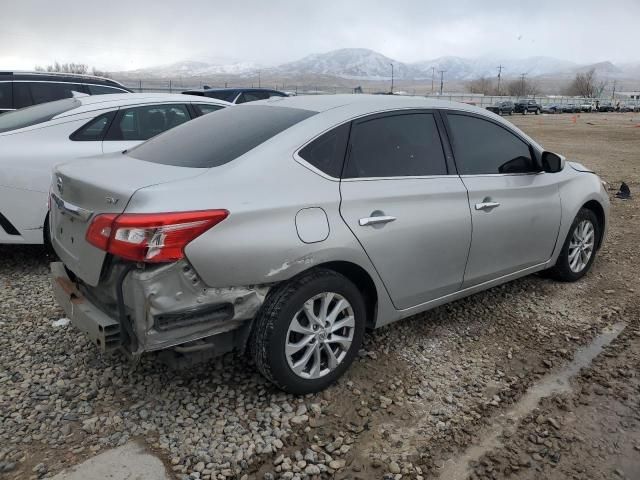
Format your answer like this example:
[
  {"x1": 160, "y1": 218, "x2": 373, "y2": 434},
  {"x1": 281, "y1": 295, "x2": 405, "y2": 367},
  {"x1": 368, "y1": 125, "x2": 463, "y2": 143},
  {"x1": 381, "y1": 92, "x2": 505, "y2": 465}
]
[
  {"x1": 359, "y1": 215, "x2": 397, "y2": 226},
  {"x1": 475, "y1": 201, "x2": 501, "y2": 211}
]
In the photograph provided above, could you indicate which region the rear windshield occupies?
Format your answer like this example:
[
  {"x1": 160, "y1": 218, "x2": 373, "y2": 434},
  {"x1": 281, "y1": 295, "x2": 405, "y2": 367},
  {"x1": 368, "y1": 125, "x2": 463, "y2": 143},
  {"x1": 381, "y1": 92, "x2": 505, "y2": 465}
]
[
  {"x1": 129, "y1": 105, "x2": 316, "y2": 168},
  {"x1": 0, "y1": 98, "x2": 79, "y2": 133}
]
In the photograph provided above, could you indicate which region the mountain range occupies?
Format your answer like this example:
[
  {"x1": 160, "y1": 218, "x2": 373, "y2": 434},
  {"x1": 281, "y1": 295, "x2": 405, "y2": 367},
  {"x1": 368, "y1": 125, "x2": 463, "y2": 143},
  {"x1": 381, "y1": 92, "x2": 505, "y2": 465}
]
[{"x1": 119, "y1": 48, "x2": 640, "y2": 82}]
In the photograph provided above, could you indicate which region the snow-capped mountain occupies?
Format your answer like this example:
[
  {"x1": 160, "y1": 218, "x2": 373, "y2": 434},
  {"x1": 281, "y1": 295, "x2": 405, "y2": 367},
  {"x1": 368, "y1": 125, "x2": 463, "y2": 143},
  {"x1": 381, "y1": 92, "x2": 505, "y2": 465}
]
[
  {"x1": 117, "y1": 48, "x2": 637, "y2": 81},
  {"x1": 124, "y1": 59, "x2": 260, "y2": 78},
  {"x1": 272, "y1": 48, "x2": 420, "y2": 80},
  {"x1": 413, "y1": 56, "x2": 578, "y2": 80}
]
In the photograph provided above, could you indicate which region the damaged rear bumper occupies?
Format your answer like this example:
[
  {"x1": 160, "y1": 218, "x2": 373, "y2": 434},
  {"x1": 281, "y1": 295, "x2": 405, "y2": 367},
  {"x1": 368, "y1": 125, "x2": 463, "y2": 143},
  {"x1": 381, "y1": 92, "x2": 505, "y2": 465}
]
[{"x1": 50, "y1": 261, "x2": 269, "y2": 356}]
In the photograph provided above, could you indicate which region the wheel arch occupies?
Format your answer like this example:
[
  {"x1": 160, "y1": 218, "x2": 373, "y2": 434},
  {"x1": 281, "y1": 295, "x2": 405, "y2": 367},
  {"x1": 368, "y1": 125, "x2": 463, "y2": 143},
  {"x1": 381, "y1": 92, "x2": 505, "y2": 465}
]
[
  {"x1": 305, "y1": 261, "x2": 379, "y2": 330},
  {"x1": 581, "y1": 199, "x2": 606, "y2": 250}
]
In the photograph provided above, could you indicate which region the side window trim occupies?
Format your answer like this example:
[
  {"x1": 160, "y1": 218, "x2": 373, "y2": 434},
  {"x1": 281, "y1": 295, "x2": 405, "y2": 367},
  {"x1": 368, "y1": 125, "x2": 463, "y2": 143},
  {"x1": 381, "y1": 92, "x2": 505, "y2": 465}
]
[
  {"x1": 343, "y1": 108, "x2": 450, "y2": 180},
  {"x1": 441, "y1": 110, "x2": 540, "y2": 176}
]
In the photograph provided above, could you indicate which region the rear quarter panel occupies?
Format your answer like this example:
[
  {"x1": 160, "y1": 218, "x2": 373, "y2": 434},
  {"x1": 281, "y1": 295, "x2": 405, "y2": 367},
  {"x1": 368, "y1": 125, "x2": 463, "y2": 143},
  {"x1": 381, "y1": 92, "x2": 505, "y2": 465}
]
[{"x1": 124, "y1": 127, "x2": 398, "y2": 326}]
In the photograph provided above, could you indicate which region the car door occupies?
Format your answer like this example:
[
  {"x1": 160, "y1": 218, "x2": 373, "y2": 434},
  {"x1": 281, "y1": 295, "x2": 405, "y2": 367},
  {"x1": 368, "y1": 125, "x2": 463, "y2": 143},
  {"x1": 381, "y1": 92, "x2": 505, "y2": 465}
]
[
  {"x1": 339, "y1": 110, "x2": 472, "y2": 310},
  {"x1": 443, "y1": 112, "x2": 561, "y2": 288},
  {"x1": 102, "y1": 103, "x2": 192, "y2": 153}
]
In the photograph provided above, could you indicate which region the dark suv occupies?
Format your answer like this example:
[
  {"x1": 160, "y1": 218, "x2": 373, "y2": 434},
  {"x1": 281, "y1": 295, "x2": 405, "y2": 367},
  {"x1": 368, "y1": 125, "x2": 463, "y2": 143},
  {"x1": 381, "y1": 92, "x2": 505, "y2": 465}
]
[
  {"x1": 0, "y1": 71, "x2": 132, "y2": 114},
  {"x1": 514, "y1": 99, "x2": 542, "y2": 115},
  {"x1": 182, "y1": 87, "x2": 287, "y2": 104},
  {"x1": 486, "y1": 101, "x2": 514, "y2": 115}
]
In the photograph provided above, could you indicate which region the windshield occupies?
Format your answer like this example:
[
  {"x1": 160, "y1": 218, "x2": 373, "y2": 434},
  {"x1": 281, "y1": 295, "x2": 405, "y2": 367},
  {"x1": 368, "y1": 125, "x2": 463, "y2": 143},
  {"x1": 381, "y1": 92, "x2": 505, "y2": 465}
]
[
  {"x1": 129, "y1": 105, "x2": 316, "y2": 168},
  {"x1": 0, "y1": 98, "x2": 80, "y2": 133}
]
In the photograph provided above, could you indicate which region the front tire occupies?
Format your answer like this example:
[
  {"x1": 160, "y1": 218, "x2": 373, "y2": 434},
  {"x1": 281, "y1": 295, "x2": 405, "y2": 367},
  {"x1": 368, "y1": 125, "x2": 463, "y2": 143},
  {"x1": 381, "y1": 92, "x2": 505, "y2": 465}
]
[
  {"x1": 548, "y1": 208, "x2": 600, "y2": 282},
  {"x1": 250, "y1": 268, "x2": 366, "y2": 394}
]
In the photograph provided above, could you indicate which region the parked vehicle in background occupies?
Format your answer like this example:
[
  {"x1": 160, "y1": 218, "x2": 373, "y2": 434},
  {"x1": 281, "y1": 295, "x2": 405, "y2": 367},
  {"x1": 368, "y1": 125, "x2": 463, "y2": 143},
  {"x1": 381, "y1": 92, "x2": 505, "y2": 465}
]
[
  {"x1": 619, "y1": 104, "x2": 634, "y2": 113},
  {"x1": 580, "y1": 102, "x2": 595, "y2": 112},
  {"x1": 597, "y1": 102, "x2": 614, "y2": 112},
  {"x1": 0, "y1": 71, "x2": 132, "y2": 114},
  {"x1": 182, "y1": 87, "x2": 288, "y2": 104},
  {"x1": 48, "y1": 95, "x2": 609, "y2": 394},
  {"x1": 562, "y1": 104, "x2": 580, "y2": 113},
  {"x1": 541, "y1": 104, "x2": 561, "y2": 114},
  {"x1": 0, "y1": 94, "x2": 229, "y2": 245},
  {"x1": 634, "y1": 104, "x2": 640, "y2": 112},
  {"x1": 486, "y1": 101, "x2": 514, "y2": 115},
  {"x1": 514, "y1": 99, "x2": 541, "y2": 114}
]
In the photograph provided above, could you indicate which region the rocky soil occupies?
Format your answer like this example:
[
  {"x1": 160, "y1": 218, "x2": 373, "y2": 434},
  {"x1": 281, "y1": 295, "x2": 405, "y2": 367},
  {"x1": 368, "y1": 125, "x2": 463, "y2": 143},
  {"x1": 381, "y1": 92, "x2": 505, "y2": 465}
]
[{"x1": 0, "y1": 112, "x2": 638, "y2": 479}]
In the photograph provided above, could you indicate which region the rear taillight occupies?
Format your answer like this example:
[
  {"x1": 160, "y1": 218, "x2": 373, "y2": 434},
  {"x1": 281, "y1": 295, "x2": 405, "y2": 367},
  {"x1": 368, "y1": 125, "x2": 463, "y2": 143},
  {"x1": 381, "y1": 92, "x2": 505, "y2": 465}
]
[{"x1": 86, "y1": 210, "x2": 228, "y2": 263}]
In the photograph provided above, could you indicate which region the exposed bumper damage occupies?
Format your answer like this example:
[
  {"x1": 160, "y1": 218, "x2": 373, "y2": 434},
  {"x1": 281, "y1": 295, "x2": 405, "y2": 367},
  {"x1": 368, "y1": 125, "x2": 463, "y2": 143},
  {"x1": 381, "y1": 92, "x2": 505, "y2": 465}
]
[{"x1": 50, "y1": 260, "x2": 269, "y2": 357}]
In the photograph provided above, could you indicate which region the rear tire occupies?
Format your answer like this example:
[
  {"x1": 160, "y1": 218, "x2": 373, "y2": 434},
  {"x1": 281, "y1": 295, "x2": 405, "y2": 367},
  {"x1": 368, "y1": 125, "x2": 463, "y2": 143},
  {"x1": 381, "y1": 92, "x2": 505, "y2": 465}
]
[
  {"x1": 548, "y1": 208, "x2": 600, "y2": 282},
  {"x1": 250, "y1": 268, "x2": 366, "y2": 394}
]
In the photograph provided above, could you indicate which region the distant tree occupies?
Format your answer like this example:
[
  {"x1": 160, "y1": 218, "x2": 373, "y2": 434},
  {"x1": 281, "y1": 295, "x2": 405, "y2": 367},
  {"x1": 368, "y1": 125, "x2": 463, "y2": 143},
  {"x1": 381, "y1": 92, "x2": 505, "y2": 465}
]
[
  {"x1": 468, "y1": 77, "x2": 496, "y2": 95},
  {"x1": 34, "y1": 62, "x2": 110, "y2": 77},
  {"x1": 506, "y1": 77, "x2": 538, "y2": 97},
  {"x1": 565, "y1": 68, "x2": 602, "y2": 98}
]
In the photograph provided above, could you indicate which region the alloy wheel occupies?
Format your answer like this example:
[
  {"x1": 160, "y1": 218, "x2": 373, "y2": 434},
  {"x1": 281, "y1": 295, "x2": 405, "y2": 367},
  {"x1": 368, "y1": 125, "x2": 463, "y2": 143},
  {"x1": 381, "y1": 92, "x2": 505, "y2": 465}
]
[
  {"x1": 285, "y1": 292, "x2": 355, "y2": 379},
  {"x1": 568, "y1": 219, "x2": 595, "y2": 273}
]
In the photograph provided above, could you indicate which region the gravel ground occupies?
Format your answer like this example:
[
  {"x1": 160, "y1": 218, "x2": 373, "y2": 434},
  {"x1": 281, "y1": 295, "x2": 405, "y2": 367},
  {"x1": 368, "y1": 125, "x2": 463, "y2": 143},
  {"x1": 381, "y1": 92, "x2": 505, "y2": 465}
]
[{"x1": 0, "y1": 112, "x2": 638, "y2": 480}]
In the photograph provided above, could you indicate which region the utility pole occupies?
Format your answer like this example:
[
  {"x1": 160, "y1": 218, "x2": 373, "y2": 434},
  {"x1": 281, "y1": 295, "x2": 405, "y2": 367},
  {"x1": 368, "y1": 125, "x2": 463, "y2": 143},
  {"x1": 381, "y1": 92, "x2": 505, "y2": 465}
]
[
  {"x1": 520, "y1": 73, "x2": 527, "y2": 97},
  {"x1": 612, "y1": 79, "x2": 617, "y2": 100},
  {"x1": 390, "y1": 63, "x2": 394, "y2": 94},
  {"x1": 431, "y1": 67, "x2": 435, "y2": 94},
  {"x1": 439, "y1": 70, "x2": 446, "y2": 95},
  {"x1": 497, "y1": 65, "x2": 504, "y2": 96},
  {"x1": 258, "y1": 70, "x2": 261, "y2": 88}
]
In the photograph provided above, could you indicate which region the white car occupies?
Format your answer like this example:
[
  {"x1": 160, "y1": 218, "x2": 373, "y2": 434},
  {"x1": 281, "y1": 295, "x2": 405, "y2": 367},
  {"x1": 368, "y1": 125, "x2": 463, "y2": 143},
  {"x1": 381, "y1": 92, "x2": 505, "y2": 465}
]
[{"x1": 0, "y1": 93, "x2": 230, "y2": 244}]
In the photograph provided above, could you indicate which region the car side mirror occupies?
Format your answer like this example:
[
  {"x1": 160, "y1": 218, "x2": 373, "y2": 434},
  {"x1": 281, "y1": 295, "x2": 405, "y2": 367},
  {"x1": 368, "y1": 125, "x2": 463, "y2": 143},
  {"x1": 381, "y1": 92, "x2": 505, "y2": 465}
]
[{"x1": 541, "y1": 151, "x2": 565, "y2": 173}]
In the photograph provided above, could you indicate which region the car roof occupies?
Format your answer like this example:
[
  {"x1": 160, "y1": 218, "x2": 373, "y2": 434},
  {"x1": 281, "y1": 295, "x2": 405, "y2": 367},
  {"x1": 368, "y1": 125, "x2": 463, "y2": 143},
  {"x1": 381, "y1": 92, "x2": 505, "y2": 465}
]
[
  {"x1": 0, "y1": 70, "x2": 128, "y2": 88},
  {"x1": 57, "y1": 93, "x2": 232, "y2": 117},
  {"x1": 253, "y1": 93, "x2": 489, "y2": 115}
]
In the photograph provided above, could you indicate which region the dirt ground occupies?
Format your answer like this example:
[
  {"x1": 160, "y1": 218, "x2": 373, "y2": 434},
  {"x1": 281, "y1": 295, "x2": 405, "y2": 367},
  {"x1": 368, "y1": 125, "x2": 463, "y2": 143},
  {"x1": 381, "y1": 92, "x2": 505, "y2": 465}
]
[{"x1": 1, "y1": 112, "x2": 639, "y2": 480}]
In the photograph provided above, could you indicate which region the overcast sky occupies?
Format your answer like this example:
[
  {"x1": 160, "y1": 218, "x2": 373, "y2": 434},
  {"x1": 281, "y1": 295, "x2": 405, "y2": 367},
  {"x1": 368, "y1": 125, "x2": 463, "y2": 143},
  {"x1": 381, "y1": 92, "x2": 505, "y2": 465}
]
[{"x1": 2, "y1": 0, "x2": 638, "y2": 71}]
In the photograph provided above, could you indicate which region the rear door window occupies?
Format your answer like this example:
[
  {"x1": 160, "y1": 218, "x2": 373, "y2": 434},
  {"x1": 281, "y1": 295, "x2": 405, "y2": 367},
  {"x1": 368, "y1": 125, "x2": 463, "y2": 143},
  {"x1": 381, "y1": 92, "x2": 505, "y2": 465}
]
[
  {"x1": 193, "y1": 103, "x2": 225, "y2": 116},
  {"x1": 129, "y1": 105, "x2": 316, "y2": 168},
  {"x1": 236, "y1": 91, "x2": 270, "y2": 104},
  {"x1": 344, "y1": 112, "x2": 448, "y2": 178},
  {"x1": 106, "y1": 104, "x2": 191, "y2": 141},
  {"x1": 87, "y1": 84, "x2": 126, "y2": 95},
  {"x1": 201, "y1": 90, "x2": 238, "y2": 102},
  {"x1": 0, "y1": 82, "x2": 12, "y2": 110},
  {"x1": 13, "y1": 83, "x2": 33, "y2": 109},
  {"x1": 29, "y1": 82, "x2": 85, "y2": 104}
]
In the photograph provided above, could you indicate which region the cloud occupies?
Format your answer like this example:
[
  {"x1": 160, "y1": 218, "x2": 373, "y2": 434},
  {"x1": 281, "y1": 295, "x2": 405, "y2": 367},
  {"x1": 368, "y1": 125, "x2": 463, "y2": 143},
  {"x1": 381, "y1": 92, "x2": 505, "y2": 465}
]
[{"x1": 2, "y1": 0, "x2": 638, "y2": 71}]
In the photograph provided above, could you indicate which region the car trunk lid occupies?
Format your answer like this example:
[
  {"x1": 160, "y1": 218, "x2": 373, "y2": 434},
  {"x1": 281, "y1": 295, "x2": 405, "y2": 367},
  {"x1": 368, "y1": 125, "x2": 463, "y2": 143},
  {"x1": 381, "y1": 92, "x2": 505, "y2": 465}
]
[{"x1": 50, "y1": 153, "x2": 207, "y2": 286}]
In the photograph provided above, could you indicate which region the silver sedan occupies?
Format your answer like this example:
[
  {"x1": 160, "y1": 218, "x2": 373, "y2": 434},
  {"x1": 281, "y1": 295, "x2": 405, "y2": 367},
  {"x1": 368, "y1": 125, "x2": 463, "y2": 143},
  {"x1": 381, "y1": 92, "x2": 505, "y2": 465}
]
[{"x1": 49, "y1": 95, "x2": 609, "y2": 393}]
